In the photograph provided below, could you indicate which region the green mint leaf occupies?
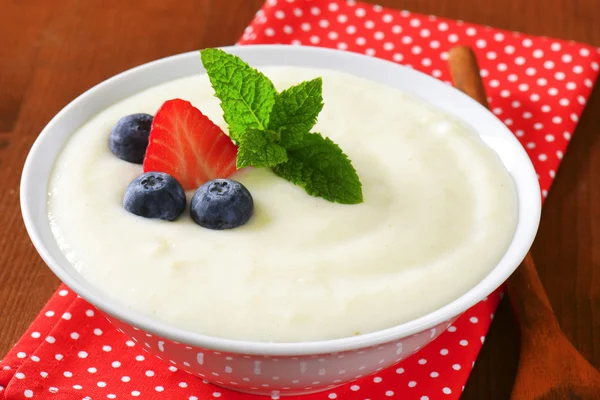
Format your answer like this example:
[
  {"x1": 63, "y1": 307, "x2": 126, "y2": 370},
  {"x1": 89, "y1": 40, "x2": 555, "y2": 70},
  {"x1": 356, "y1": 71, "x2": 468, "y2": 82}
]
[
  {"x1": 268, "y1": 78, "x2": 324, "y2": 148},
  {"x1": 272, "y1": 133, "x2": 363, "y2": 204},
  {"x1": 236, "y1": 129, "x2": 288, "y2": 169},
  {"x1": 200, "y1": 48, "x2": 277, "y2": 142}
]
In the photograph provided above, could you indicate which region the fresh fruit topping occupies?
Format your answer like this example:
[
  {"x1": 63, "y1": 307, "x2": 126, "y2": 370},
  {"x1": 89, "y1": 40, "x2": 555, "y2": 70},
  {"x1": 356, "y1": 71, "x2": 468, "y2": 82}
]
[
  {"x1": 123, "y1": 172, "x2": 186, "y2": 221},
  {"x1": 190, "y1": 179, "x2": 253, "y2": 230},
  {"x1": 143, "y1": 99, "x2": 238, "y2": 191},
  {"x1": 200, "y1": 48, "x2": 363, "y2": 204},
  {"x1": 109, "y1": 113, "x2": 153, "y2": 164}
]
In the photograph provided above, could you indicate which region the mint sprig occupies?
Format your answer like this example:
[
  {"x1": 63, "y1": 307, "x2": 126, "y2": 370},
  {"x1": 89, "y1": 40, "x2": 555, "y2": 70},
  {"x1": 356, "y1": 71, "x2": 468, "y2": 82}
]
[
  {"x1": 200, "y1": 48, "x2": 363, "y2": 204},
  {"x1": 269, "y1": 78, "x2": 324, "y2": 148},
  {"x1": 200, "y1": 49, "x2": 276, "y2": 141},
  {"x1": 236, "y1": 129, "x2": 287, "y2": 169},
  {"x1": 273, "y1": 133, "x2": 363, "y2": 204}
]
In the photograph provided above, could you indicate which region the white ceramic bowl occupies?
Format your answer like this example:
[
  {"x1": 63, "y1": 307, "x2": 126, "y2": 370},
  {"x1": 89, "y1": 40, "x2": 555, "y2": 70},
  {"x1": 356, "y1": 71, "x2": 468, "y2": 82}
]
[{"x1": 20, "y1": 45, "x2": 541, "y2": 396}]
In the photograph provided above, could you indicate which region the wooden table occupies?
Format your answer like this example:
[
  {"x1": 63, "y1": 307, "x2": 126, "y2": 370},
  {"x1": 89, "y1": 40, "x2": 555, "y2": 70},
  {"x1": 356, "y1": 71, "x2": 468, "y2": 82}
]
[{"x1": 1, "y1": 1, "x2": 598, "y2": 398}]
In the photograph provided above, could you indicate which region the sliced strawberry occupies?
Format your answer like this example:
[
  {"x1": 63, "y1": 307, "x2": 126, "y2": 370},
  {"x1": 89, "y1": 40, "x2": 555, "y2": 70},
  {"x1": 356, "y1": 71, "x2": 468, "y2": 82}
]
[{"x1": 143, "y1": 99, "x2": 238, "y2": 190}]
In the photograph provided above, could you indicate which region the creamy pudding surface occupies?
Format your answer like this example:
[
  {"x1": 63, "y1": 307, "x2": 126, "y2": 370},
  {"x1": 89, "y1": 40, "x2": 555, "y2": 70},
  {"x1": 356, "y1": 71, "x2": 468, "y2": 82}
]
[{"x1": 48, "y1": 66, "x2": 517, "y2": 342}]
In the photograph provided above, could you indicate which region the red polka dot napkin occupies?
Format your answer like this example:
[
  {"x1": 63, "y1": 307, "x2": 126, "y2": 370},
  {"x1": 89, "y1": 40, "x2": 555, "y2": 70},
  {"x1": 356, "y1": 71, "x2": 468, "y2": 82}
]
[{"x1": 2, "y1": 0, "x2": 599, "y2": 399}]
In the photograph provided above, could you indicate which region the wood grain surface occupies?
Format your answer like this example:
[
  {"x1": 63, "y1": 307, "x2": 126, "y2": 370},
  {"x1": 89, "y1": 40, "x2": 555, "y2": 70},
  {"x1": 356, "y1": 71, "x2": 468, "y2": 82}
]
[{"x1": 1, "y1": 1, "x2": 598, "y2": 399}]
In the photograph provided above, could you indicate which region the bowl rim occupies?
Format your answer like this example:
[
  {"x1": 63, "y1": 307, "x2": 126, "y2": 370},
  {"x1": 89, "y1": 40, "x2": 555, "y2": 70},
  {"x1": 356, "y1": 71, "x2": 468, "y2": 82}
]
[{"x1": 20, "y1": 44, "x2": 541, "y2": 355}]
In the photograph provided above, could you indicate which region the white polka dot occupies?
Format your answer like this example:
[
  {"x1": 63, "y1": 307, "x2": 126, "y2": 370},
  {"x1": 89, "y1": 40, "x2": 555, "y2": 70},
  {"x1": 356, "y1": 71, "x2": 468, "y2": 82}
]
[
  {"x1": 146, "y1": 370, "x2": 155, "y2": 377},
  {"x1": 309, "y1": 36, "x2": 320, "y2": 45},
  {"x1": 364, "y1": 20, "x2": 375, "y2": 29},
  {"x1": 555, "y1": 72, "x2": 566, "y2": 80},
  {"x1": 545, "y1": 60, "x2": 555, "y2": 69},
  {"x1": 59, "y1": 289, "x2": 68, "y2": 296},
  {"x1": 410, "y1": 18, "x2": 421, "y2": 27},
  {"x1": 73, "y1": 385, "x2": 82, "y2": 390},
  {"x1": 88, "y1": 367, "x2": 97, "y2": 373},
  {"x1": 49, "y1": 387, "x2": 58, "y2": 393},
  {"x1": 580, "y1": 48, "x2": 591, "y2": 56},
  {"x1": 522, "y1": 38, "x2": 533, "y2": 47},
  {"x1": 418, "y1": 358, "x2": 427, "y2": 365},
  {"x1": 355, "y1": 8, "x2": 366, "y2": 17},
  {"x1": 383, "y1": 42, "x2": 395, "y2": 51},
  {"x1": 70, "y1": 332, "x2": 79, "y2": 340},
  {"x1": 24, "y1": 390, "x2": 33, "y2": 398},
  {"x1": 365, "y1": 48, "x2": 376, "y2": 56},
  {"x1": 505, "y1": 45, "x2": 515, "y2": 54},
  {"x1": 213, "y1": 393, "x2": 222, "y2": 398},
  {"x1": 497, "y1": 63, "x2": 507, "y2": 71},
  {"x1": 551, "y1": 42, "x2": 561, "y2": 51},
  {"x1": 45, "y1": 310, "x2": 55, "y2": 317},
  {"x1": 402, "y1": 36, "x2": 413, "y2": 44},
  {"x1": 487, "y1": 51, "x2": 497, "y2": 60},
  {"x1": 310, "y1": 6, "x2": 320, "y2": 16},
  {"x1": 466, "y1": 27, "x2": 477, "y2": 36},
  {"x1": 489, "y1": 80, "x2": 500, "y2": 88},
  {"x1": 459, "y1": 339, "x2": 469, "y2": 346},
  {"x1": 283, "y1": 25, "x2": 293, "y2": 34},
  {"x1": 55, "y1": 354, "x2": 64, "y2": 361},
  {"x1": 539, "y1": 154, "x2": 548, "y2": 161},
  {"x1": 525, "y1": 67, "x2": 536, "y2": 76},
  {"x1": 559, "y1": 98, "x2": 570, "y2": 106},
  {"x1": 385, "y1": 391, "x2": 394, "y2": 397},
  {"x1": 508, "y1": 74, "x2": 518, "y2": 82},
  {"x1": 552, "y1": 116, "x2": 562, "y2": 124},
  {"x1": 531, "y1": 93, "x2": 540, "y2": 101},
  {"x1": 585, "y1": 78, "x2": 593, "y2": 88},
  {"x1": 350, "y1": 385, "x2": 360, "y2": 391},
  {"x1": 103, "y1": 345, "x2": 111, "y2": 352},
  {"x1": 476, "y1": 39, "x2": 487, "y2": 48},
  {"x1": 392, "y1": 53, "x2": 403, "y2": 62},
  {"x1": 179, "y1": 382, "x2": 188, "y2": 388},
  {"x1": 264, "y1": 28, "x2": 275, "y2": 37},
  {"x1": 566, "y1": 82, "x2": 577, "y2": 90},
  {"x1": 440, "y1": 348, "x2": 449, "y2": 355},
  {"x1": 452, "y1": 363, "x2": 462, "y2": 370},
  {"x1": 107, "y1": 395, "x2": 116, "y2": 399},
  {"x1": 412, "y1": 46, "x2": 422, "y2": 55},
  {"x1": 64, "y1": 371, "x2": 73, "y2": 378},
  {"x1": 374, "y1": 31, "x2": 385, "y2": 40},
  {"x1": 421, "y1": 397, "x2": 430, "y2": 400},
  {"x1": 500, "y1": 90, "x2": 510, "y2": 98},
  {"x1": 504, "y1": 119, "x2": 513, "y2": 126},
  {"x1": 30, "y1": 355, "x2": 40, "y2": 362},
  {"x1": 480, "y1": 69, "x2": 489, "y2": 78},
  {"x1": 542, "y1": 105, "x2": 551, "y2": 112},
  {"x1": 515, "y1": 56, "x2": 526, "y2": 65},
  {"x1": 448, "y1": 34, "x2": 458, "y2": 43},
  {"x1": 78, "y1": 351, "x2": 88, "y2": 358},
  {"x1": 408, "y1": 381, "x2": 417, "y2": 387},
  {"x1": 85, "y1": 309, "x2": 94, "y2": 317},
  {"x1": 533, "y1": 49, "x2": 544, "y2": 58},
  {"x1": 592, "y1": 62, "x2": 599, "y2": 71},
  {"x1": 169, "y1": 366, "x2": 178, "y2": 372},
  {"x1": 534, "y1": 122, "x2": 544, "y2": 130},
  {"x1": 549, "y1": 170, "x2": 556, "y2": 178},
  {"x1": 396, "y1": 367, "x2": 404, "y2": 374},
  {"x1": 512, "y1": 101, "x2": 521, "y2": 108},
  {"x1": 122, "y1": 376, "x2": 132, "y2": 383},
  {"x1": 548, "y1": 88, "x2": 559, "y2": 96},
  {"x1": 492, "y1": 107, "x2": 502, "y2": 115},
  {"x1": 17, "y1": 352, "x2": 26, "y2": 359},
  {"x1": 573, "y1": 65, "x2": 584, "y2": 74},
  {"x1": 131, "y1": 391, "x2": 140, "y2": 397},
  {"x1": 526, "y1": 142, "x2": 536, "y2": 149},
  {"x1": 337, "y1": 14, "x2": 348, "y2": 23},
  {"x1": 15, "y1": 372, "x2": 25, "y2": 379},
  {"x1": 112, "y1": 361, "x2": 121, "y2": 368},
  {"x1": 443, "y1": 387, "x2": 452, "y2": 394},
  {"x1": 470, "y1": 316, "x2": 479, "y2": 323},
  {"x1": 328, "y1": 394, "x2": 337, "y2": 399},
  {"x1": 40, "y1": 371, "x2": 48, "y2": 378},
  {"x1": 438, "y1": 22, "x2": 449, "y2": 31}
]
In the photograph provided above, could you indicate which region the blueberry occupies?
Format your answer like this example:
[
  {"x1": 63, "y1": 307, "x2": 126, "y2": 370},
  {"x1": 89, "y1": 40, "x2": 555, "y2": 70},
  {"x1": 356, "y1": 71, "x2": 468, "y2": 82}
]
[
  {"x1": 109, "y1": 113, "x2": 153, "y2": 164},
  {"x1": 123, "y1": 172, "x2": 186, "y2": 221},
  {"x1": 190, "y1": 179, "x2": 254, "y2": 230}
]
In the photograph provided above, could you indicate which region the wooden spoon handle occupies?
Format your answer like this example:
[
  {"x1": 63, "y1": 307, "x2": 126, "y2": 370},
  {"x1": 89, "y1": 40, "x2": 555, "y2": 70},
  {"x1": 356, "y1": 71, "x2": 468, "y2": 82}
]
[
  {"x1": 447, "y1": 46, "x2": 559, "y2": 329},
  {"x1": 448, "y1": 46, "x2": 489, "y2": 107}
]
